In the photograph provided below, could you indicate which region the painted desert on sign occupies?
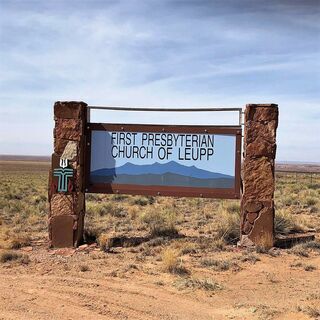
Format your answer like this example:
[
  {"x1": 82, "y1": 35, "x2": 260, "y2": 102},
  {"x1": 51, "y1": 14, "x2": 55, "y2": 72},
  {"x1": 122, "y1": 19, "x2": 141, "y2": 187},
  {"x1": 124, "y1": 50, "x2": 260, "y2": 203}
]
[{"x1": 1, "y1": 157, "x2": 320, "y2": 320}]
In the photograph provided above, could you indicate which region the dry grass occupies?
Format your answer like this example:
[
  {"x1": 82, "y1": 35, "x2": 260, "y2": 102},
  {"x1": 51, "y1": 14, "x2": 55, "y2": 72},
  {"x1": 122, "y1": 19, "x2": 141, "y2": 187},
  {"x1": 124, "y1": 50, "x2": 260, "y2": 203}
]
[
  {"x1": 0, "y1": 251, "x2": 30, "y2": 264},
  {"x1": 140, "y1": 205, "x2": 179, "y2": 237},
  {"x1": 79, "y1": 264, "x2": 90, "y2": 272},
  {"x1": 275, "y1": 208, "x2": 307, "y2": 235},
  {"x1": 173, "y1": 277, "x2": 223, "y2": 292},
  {"x1": 289, "y1": 240, "x2": 320, "y2": 257},
  {"x1": 214, "y1": 201, "x2": 240, "y2": 244},
  {"x1": 161, "y1": 248, "x2": 188, "y2": 275},
  {"x1": 302, "y1": 306, "x2": 320, "y2": 318},
  {"x1": 200, "y1": 258, "x2": 239, "y2": 271},
  {"x1": 0, "y1": 160, "x2": 319, "y2": 283}
]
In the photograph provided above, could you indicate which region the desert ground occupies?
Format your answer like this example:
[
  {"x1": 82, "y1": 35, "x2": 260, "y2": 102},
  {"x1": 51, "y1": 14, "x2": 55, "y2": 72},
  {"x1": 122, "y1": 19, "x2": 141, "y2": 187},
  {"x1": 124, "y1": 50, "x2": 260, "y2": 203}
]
[{"x1": 0, "y1": 159, "x2": 320, "y2": 320}]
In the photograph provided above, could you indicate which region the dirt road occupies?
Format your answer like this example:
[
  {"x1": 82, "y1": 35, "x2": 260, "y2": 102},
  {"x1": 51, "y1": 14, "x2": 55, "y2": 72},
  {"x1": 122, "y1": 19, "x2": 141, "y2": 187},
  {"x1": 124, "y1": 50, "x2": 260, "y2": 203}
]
[{"x1": 1, "y1": 246, "x2": 319, "y2": 320}]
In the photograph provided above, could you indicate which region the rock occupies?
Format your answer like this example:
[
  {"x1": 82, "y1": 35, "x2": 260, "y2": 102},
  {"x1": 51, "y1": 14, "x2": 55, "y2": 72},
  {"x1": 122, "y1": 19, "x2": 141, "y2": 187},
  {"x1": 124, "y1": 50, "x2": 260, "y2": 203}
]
[
  {"x1": 21, "y1": 246, "x2": 33, "y2": 252},
  {"x1": 242, "y1": 221, "x2": 253, "y2": 235},
  {"x1": 61, "y1": 141, "x2": 78, "y2": 161},
  {"x1": 245, "y1": 104, "x2": 279, "y2": 122},
  {"x1": 245, "y1": 120, "x2": 277, "y2": 145},
  {"x1": 246, "y1": 140, "x2": 276, "y2": 158},
  {"x1": 54, "y1": 248, "x2": 76, "y2": 256},
  {"x1": 243, "y1": 201, "x2": 262, "y2": 213},
  {"x1": 246, "y1": 212, "x2": 259, "y2": 224},
  {"x1": 243, "y1": 157, "x2": 274, "y2": 200},
  {"x1": 54, "y1": 118, "x2": 83, "y2": 141},
  {"x1": 50, "y1": 215, "x2": 74, "y2": 248},
  {"x1": 54, "y1": 101, "x2": 87, "y2": 119},
  {"x1": 50, "y1": 194, "x2": 73, "y2": 216},
  {"x1": 248, "y1": 206, "x2": 274, "y2": 248},
  {"x1": 238, "y1": 235, "x2": 255, "y2": 248},
  {"x1": 78, "y1": 244, "x2": 89, "y2": 251},
  {"x1": 54, "y1": 138, "x2": 70, "y2": 155}
]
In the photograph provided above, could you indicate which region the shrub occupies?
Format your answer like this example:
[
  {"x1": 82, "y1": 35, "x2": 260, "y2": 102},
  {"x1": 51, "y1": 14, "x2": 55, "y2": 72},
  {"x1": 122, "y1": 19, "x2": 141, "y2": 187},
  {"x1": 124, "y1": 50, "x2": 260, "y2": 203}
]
[
  {"x1": 201, "y1": 258, "x2": 233, "y2": 271},
  {"x1": 302, "y1": 240, "x2": 320, "y2": 252},
  {"x1": 174, "y1": 277, "x2": 223, "y2": 291},
  {"x1": 240, "y1": 252, "x2": 260, "y2": 264},
  {"x1": 289, "y1": 244, "x2": 309, "y2": 257},
  {"x1": 275, "y1": 208, "x2": 306, "y2": 235},
  {"x1": 8, "y1": 234, "x2": 31, "y2": 249},
  {"x1": 86, "y1": 202, "x2": 124, "y2": 217},
  {"x1": 304, "y1": 197, "x2": 317, "y2": 207},
  {"x1": 141, "y1": 206, "x2": 179, "y2": 237},
  {"x1": 79, "y1": 264, "x2": 90, "y2": 272},
  {"x1": 161, "y1": 248, "x2": 188, "y2": 274},
  {"x1": 304, "y1": 306, "x2": 320, "y2": 318},
  {"x1": 0, "y1": 251, "x2": 29, "y2": 264},
  {"x1": 215, "y1": 204, "x2": 240, "y2": 244},
  {"x1": 304, "y1": 264, "x2": 316, "y2": 272},
  {"x1": 98, "y1": 233, "x2": 112, "y2": 251},
  {"x1": 132, "y1": 196, "x2": 154, "y2": 206}
]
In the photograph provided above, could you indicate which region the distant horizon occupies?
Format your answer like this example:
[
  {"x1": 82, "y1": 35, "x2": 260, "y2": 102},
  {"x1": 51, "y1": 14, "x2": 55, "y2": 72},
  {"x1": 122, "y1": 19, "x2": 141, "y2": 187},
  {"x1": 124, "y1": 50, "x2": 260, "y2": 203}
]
[{"x1": 1, "y1": 154, "x2": 320, "y2": 165}]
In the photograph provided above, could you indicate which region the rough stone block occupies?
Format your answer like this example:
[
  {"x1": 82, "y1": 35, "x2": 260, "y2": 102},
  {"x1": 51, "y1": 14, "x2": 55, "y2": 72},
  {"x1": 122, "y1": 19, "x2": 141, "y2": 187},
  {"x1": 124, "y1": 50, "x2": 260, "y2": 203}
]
[
  {"x1": 50, "y1": 194, "x2": 73, "y2": 216},
  {"x1": 245, "y1": 104, "x2": 278, "y2": 123},
  {"x1": 246, "y1": 212, "x2": 259, "y2": 223},
  {"x1": 243, "y1": 157, "x2": 274, "y2": 200},
  {"x1": 243, "y1": 220, "x2": 253, "y2": 235},
  {"x1": 54, "y1": 118, "x2": 83, "y2": 141},
  {"x1": 245, "y1": 120, "x2": 277, "y2": 145},
  {"x1": 54, "y1": 101, "x2": 87, "y2": 119},
  {"x1": 246, "y1": 140, "x2": 276, "y2": 158},
  {"x1": 243, "y1": 200, "x2": 262, "y2": 213},
  {"x1": 248, "y1": 206, "x2": 274, "y2": 248},
  {"x1": 50, "y1": 215, "x2": 74, "y2": 248}
]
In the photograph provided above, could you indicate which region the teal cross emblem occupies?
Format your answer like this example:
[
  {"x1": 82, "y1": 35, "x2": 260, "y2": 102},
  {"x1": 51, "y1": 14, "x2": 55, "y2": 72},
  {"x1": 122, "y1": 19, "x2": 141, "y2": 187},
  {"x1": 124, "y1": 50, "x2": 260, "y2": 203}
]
[{"x1": 53, "y1": 159, "x2": 74, "y2": 192}]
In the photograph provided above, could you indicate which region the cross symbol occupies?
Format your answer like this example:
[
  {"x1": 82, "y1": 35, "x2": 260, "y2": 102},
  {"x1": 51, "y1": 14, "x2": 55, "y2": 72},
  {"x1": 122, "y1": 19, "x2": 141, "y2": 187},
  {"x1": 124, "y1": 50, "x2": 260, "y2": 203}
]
[{"x1": 53, "y1": 168, "x2": 74, "y2": 192}]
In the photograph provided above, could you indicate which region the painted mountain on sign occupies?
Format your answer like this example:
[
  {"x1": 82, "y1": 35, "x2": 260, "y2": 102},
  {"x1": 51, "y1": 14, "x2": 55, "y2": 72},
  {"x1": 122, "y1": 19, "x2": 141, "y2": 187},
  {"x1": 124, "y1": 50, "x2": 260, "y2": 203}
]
[{"x1": 91, "y1": 161, "x2": 234, "y2": 189}]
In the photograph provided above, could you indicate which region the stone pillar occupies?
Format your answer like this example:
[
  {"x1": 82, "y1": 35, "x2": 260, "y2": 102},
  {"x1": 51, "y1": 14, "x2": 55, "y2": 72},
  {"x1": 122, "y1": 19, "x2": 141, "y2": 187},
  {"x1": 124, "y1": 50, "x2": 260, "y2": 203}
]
[
  {"x1": 48, "y1": 101, "x2": 87, "y2": 248},
  {"x1": 240, "y1": 104, "x2": 279, "y2": 248}
]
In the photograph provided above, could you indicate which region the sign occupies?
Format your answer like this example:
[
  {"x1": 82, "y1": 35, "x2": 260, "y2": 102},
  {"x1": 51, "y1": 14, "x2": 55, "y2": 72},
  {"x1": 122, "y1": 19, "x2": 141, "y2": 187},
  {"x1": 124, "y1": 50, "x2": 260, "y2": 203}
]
[{"x1": 85, "y1": 124, "x2": 241, "y2": 198}]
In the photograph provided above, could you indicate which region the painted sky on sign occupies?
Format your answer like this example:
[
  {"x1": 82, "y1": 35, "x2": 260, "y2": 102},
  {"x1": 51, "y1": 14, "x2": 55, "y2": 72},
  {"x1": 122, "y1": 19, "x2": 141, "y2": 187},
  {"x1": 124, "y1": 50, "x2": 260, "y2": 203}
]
[
  {"x1": 0, "y1": 0, "x2": 319, "y2": 162},
  {"x1": 91, "y1": 131, "x2": 236, "y2": 176}
]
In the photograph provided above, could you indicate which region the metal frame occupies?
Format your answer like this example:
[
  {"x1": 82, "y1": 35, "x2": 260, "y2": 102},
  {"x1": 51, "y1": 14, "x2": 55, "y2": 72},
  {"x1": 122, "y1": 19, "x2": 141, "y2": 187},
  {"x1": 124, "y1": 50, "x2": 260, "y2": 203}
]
[
  {"x1": 85, "y1": 122, "x2": 242, "y2": 199},
  {"x1": 87, "y1": 106, "x2": 243, "y2": 126}
]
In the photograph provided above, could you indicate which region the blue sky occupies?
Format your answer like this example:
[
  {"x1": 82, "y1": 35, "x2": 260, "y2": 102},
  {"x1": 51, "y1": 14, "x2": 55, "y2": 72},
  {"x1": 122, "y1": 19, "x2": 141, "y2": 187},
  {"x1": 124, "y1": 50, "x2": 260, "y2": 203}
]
[{"x1": 0, "y1": 0, "x2": 319, "y2": 162}]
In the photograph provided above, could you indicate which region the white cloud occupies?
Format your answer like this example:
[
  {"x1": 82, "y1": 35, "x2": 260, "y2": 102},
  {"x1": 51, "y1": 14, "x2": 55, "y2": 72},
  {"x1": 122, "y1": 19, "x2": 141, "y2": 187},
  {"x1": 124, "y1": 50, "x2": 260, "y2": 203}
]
[{"x1": 0, "y1": 0, "x2": 319, "y2": 161}]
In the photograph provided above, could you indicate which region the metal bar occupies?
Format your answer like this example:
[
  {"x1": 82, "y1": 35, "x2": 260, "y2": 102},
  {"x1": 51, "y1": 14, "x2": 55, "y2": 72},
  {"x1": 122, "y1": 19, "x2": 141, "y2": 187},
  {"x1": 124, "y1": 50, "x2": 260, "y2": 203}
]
[
  {"x1": 88, "y1": 105, "x2": 242, "y2": 112},
  {"x1": 88, "y1": 123, "x2": 241, "y2": 134},
  {"x1": 87, "y1": 107, "x2": 91, "y2": 123}
]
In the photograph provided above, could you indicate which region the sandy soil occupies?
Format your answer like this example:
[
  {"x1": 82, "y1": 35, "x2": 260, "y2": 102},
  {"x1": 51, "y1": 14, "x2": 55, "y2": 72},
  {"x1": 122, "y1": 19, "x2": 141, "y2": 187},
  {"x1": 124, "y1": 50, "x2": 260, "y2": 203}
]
[
  {"x1": 1, "y1": 243, "x2": 319, "y2": 320},
  {"x1": 1, "y1": 159, "x2": 319, "y2": 319}
]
